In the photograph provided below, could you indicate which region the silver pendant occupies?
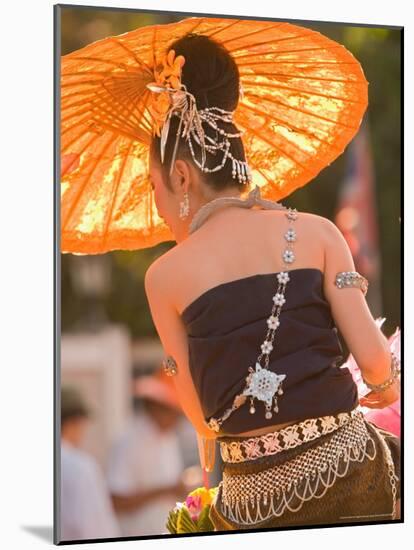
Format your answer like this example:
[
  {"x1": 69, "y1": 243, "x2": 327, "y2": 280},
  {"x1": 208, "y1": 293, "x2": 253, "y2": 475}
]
[{"x1": 242, "y1": 362, "x2": 286, "y2": 414}]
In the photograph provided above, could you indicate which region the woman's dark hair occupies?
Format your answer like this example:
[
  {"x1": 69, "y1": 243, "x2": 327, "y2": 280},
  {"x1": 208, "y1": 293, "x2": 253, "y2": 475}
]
[{"x1": 150, "y1": 33, "x2": 249, "y2": 193}]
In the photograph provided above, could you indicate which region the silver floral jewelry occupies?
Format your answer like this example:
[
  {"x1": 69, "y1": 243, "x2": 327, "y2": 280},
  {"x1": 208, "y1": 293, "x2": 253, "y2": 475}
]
[
  {"x1": 162, "y1": 355, "x2": 178, "y2": 376},
  {"x1": 334, "y1": 271, "x2": 368, "y2": 296},
  {"x1": 179, "y1": 190, "x2": 190, "y2": 219},
  {"x1": 206, "y1": 205, "x2": 299, "y2": 432}
]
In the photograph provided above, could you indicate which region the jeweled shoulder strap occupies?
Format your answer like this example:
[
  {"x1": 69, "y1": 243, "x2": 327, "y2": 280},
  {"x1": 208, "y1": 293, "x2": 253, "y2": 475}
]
[{"x1": 206, "y1": 206, "x2": 299, "y2": 433}]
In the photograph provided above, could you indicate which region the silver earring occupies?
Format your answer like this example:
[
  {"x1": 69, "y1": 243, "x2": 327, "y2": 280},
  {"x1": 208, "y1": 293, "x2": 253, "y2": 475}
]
[{"x1": 179, "y1": 191, "x2": 190, "y2": 219}]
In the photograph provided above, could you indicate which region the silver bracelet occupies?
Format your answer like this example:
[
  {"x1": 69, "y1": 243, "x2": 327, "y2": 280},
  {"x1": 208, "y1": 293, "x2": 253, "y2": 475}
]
[
  {"x1": 334, "y1": 271, "x2": 369, "y2": 296},
  {"x1": 362, "y1": 352, "x2": 401, "y2": 392}
]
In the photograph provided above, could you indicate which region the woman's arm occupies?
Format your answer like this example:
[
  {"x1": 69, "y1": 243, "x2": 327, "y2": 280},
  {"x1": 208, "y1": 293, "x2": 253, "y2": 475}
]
[
  {"x1": 144, "y1": 260, "x2": 217, "y2": 439},
  {"x1": 320, "y1": 217, "x2": 397, "y2": 390}
]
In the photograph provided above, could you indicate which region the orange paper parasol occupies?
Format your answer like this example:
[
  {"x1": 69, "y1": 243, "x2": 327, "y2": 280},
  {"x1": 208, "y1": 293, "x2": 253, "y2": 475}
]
[{"x1": 60, "y1": 16, "x2": 369, "y2": 254}]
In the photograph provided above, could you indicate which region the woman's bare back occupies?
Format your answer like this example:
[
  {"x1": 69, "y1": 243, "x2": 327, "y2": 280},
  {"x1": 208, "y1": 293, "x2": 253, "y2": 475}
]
[
  {"x1": 148, "y1": 203, "x2": 393, "y2": 439},
  {"x1": 172, "y1": 206, "x2": 325, "y2": 317},
  {"x1": 166, "y1": 206, "x2": 325, "y2": 436}
]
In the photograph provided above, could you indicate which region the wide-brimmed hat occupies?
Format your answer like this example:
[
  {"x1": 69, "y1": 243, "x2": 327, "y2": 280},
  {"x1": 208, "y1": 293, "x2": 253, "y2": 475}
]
[{"x1": 134, "y1": 369, "x2": 182, "y2": 412}]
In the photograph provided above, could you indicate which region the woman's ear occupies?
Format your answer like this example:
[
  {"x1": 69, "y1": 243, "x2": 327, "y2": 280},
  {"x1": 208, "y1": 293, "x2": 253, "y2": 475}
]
[{"x1": 170, "y1": 158, "x2": 193, "y2": 192}]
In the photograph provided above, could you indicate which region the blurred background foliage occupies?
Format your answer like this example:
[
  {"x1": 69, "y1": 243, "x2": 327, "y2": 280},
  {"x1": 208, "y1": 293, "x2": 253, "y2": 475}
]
[{"x1": 60, "y1": 7, "x2": 401, "y2": 342}]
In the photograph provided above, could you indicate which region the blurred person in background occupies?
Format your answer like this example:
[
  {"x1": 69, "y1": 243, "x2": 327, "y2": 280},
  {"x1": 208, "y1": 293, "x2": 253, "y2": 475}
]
[
  {"x1": 106, "y1": 369, "x2": 189, "y2": 536},
  {"x1": 60, "y1": 385, "x2": 120, "y2": 541}
]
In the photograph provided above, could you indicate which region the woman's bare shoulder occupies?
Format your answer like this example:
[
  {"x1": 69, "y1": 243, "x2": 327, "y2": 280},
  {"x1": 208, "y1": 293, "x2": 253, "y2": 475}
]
[
  {"x1": 144, "y1": 241, "x2": 192, "y2": 297},
  {"x1": 295, "y1": 210, "x2": 340, "y2": 243},
  {"x1": 313, "y1": 214, "x2": 351, "y2": 252},
  {"x1": 148, "y1": 211, "x2": 339, "y2": 270},
  {"x1": 296, "y1": 210, "x2": 335, "y2": 228},
  {"x1": 284, "y1": 211, "x2": 344, "y2": 273}
]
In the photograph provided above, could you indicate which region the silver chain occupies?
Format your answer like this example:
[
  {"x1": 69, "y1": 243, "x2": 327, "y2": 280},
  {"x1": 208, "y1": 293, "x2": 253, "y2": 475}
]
[{"x1": 206, "y1": 206, "x2": 299, "y2": 432}]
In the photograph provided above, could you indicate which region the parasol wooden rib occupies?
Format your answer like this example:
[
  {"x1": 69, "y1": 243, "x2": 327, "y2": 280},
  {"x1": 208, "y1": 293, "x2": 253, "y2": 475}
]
[{"x1": 60, "y1": 17, "x2": 369, "y2": 254}]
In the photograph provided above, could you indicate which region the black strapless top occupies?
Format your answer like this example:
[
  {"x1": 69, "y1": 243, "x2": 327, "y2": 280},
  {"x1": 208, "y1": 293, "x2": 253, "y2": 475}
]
[{"x1": 180, "y1": 268, "x2": 359, "y2": 435}]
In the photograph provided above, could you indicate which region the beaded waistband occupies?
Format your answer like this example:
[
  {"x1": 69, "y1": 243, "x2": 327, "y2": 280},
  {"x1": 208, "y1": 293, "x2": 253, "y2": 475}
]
[
  {"x1": 217, "y1": 410, "x2": 381, "y2": 525},
  {"x1": 219, "y1": 407, "x2": 361, "y2": 463}
]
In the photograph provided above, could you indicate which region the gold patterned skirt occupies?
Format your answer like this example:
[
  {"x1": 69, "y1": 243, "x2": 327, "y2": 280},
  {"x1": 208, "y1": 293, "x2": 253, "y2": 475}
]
[{"x1": 209, "y1": 408, "x2": 400, "y2": 530}]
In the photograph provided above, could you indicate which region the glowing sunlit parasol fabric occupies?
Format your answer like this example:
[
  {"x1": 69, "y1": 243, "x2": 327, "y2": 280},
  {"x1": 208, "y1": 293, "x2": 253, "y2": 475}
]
[{"x1": 60, "y1": 17, "x2": 369, "y2": 254}]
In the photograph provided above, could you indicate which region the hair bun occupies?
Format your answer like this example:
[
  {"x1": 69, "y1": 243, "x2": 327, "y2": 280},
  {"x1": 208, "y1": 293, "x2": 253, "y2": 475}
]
[
  {"x1": 169, "y1": 32, "x2": 240, "y2": 111},
  {"x1": 150, "y1": 32, "x2": 248, "y2": 194}
]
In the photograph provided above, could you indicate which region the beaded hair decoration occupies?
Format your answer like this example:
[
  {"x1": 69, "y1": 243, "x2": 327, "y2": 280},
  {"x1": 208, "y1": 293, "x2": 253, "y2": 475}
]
[{"x1": 146, "y1": 49, "x2": 252, "y2": 185}]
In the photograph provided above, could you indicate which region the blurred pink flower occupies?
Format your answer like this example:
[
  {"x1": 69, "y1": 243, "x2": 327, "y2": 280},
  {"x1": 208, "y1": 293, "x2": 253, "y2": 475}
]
[
  {"x1": 185, "y1": 494, "x2": 203, "y2": 521},
  {"x1": 344, "y1": 317, "x2": 401, "y2": 437}
]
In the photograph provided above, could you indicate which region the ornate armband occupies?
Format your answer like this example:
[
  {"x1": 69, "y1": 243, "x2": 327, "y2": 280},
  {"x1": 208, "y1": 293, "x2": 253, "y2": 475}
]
[
  {"x1": 162, "y1": 355, "x2": 178, "y2": 376},
  {"x1": 334, "y1": 271, "x2": 368, "y2": 296}
]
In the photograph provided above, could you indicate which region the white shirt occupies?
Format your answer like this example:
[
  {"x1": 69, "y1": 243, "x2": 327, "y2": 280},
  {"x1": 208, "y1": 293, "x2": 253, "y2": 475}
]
[
  {"x1": 60, "y1": 439, "x2": 121, "y2": 541},
  {"x1": 106, "y1": 410, "x2": 184, "y2": 536}
]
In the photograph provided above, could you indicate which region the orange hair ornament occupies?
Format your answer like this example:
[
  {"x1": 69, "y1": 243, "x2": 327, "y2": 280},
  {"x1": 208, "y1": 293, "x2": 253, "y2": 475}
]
[
  {"x1": 147, "y1": 49, "x2": 208, "y2": 174},
  {"x1": 147, "y1": 49, "x2": 186, "y2": 137}
]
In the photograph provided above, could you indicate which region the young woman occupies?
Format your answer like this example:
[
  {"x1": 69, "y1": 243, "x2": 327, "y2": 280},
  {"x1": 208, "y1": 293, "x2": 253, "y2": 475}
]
[{"x1": 144, "y1": 33, "x2": 400, "y2": 530}]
